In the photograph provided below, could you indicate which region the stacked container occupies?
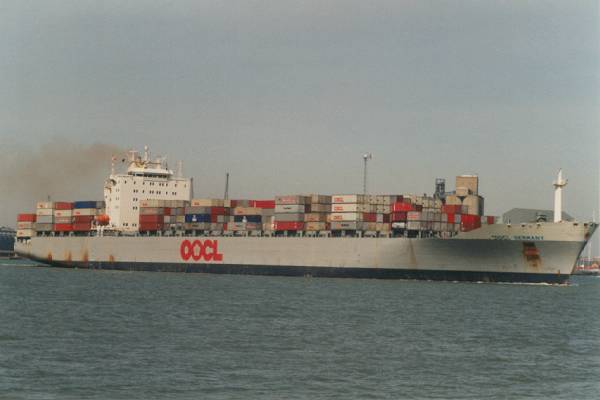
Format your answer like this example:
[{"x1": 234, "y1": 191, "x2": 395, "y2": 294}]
[
  {"x1": 72, "y1": 201, "x2": 98, "y2": 232},
  {"x1": 140, "y1": 199, "x2": 187, "y2": 232},
  {"x1": 16, "y1": 213, "x2": 36, "y2": 238},
  {"x1": 35, "y1": 201, "x2": 54, "y2": 232},
  {"x1": 274, "y1": 195, "x2": 308, "y2": 231},
  {"x1": 304, "y1": 195, "x2": 331, "y2": 232},
  {"x1": 330, "y1": 195, "x2": 368, "y2": 232},
  {"x1": 185, "y1": 198, "x2": 225, "y2": 232}
]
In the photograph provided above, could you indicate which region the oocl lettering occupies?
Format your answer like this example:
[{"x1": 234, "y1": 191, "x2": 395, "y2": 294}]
[{"x1": 180, "y1": 239, "x2": 223, "y2": 262}]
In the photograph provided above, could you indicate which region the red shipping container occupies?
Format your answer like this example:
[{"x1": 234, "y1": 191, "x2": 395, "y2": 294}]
[
  {"x1": 163, "y1": 207, "x2": 171, "y2": 216},
  {"x1": 54, "y1": 202, "x2": 73, "y2": 210},
  {"x1": 391, "y1": 202, "x2": 413, "y2": 212},
  {"x1": 383, "y1": 214, "x2": 390, "y2": 223},
  {"x1": 391, "y1": 212, "x2": 407, "y2": 222},
  {"x1": 17, "y1": 213, "x2": 36, "y2": 222},
  {"x1": 252, "y1": 200, "x2": 276, "y2": 209},
  {"x1": 442, "y1": 205, "x2": 462, "y2": 214},
  {"x1": 139, "y1": 222, "x2": 163, "y2": 231},
  {"x1": 53, "y1": 223, "x2": 73, "y2": 232},
  {"x1": 73, "y1": 215, "x2": 94, "y2": 223},
  {"x1": 73, "y1": 223, "x2": 92, "y2": 231},
  {"x1": 415, "y1": 205, "x2": 423, "y2": 212},
  {"x1": 274, "y1": 221, "x2": 304, "y2": 231},
  {"x1": 363, "y1": 213, "x2": 377, "y2": 223},
  {"x1": 139, "y1": 215, "x2": 164, "y2": 223},
  {"x1": 210, "y1": 215, "x2": 218, "y2": 223},
  {"x1": 210, "y1": 207, "x2": 225, "y2": 215},
  {"x1": 446, "y1": 213, "x2": 455, "y2": 224},
  {"x1": 487, "y1": 216, "x2": 495, "y2": 225}
]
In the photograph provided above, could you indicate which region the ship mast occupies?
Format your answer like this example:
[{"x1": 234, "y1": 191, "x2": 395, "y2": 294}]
[{"x1": 553, "y1": 169, "x2": 567, "y2": 223}]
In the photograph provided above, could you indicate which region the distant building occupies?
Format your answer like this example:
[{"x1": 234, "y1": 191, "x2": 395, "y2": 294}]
[{"x1": 502, "y1": 208, "x2": 573, "y2": 224}]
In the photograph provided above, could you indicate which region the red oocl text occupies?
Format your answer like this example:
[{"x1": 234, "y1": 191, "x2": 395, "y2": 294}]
[{"x1": 180, "y1": 239, "x2": 223, "y2": 262}]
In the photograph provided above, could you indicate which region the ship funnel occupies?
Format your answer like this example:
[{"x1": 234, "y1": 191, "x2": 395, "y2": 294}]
[{"x1": 553, "y1": 169, "x2": 568, "y2": 223}]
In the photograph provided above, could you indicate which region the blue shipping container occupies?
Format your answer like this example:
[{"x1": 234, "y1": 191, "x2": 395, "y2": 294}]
[
  {"x1": 74, "y1": 201, "x2": 98, "y2": 209},
  {"x1": 234, "y1": 215, "x2": 262, "y2": 223},
  {"x1": 185, "y1": 214, "x2": 211, "y2": 223}
]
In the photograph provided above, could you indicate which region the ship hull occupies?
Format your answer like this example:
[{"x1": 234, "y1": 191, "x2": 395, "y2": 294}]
[{"x1": 15, "y1": 222, "x2": 595, "y2": 284}]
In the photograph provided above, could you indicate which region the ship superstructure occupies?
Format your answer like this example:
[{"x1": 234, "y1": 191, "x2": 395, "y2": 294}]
[{"x1": 103, "y1": 147, "x2": 192, "y2": 233}]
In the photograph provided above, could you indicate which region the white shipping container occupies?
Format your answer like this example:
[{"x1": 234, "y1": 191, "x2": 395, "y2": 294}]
[
  {"x1": 274, "y1": 204, "x2": 306, "y2": 213},
  {"x1": 233, "y1": 207, "x2": 262, "y2": 216},
  {"x1": 331, "y1": 194, "x2": 366, "y2": 204},
  {"x1": 36, "y1": 209, "x2": 53, "y2": 217},
  {"x1": 275, "y1": 195, "x2": 308, "y2": 205},
  {"x1": 54, "y1": 217, "x2": 72, "y2": 224},
  {"x1": 330, "y1": 221, "x2": 363, "y2": 230},
  {"x1": 305, "y1": 222, "x2": 327, "y2": 231},
  {"x1": 53, "y1": 210, "x2": 72, "y2": 217},
  {"x1": 331, "y1": 203, "x2": 371, "y2": 213},
  {"x1": 330, "y1": 212, "x2": 363, "y2": 222},
  {"x1": 73, "y1": 208, "x2": 96, "y2": 216},
  {"x1": 407, "y1": 221, "x2": 421, "y2": 230},
  {"x1": 407, "y1": 211, "x2": 422, "y2": 221},
  {"x1": 16, "y1": 229, "x2": 35, "y2": 238},
  {"x1": 191, "y1": 198, "x2": 224, "y2": 207},
  {"x1": 17, "y1": 222, "x2": 34, "y2": 230},
  {"x1": 36, "y1": 201, "x2": 54, "y2": 209}
]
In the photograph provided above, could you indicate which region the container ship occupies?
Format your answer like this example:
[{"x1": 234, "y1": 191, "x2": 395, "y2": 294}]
[{"x1": 14, "y1": 147, "x2": 597, "y2": 284}]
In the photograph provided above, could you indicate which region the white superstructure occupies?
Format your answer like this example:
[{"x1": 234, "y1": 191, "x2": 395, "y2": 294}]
[{"x1": 103, "y1": 146, "x2": 192, "y2": 233}]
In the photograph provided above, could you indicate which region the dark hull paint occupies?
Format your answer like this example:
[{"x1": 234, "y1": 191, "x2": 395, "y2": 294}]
[{"x1": 30, "y1": 258, "x2": 570, "y2": 284}]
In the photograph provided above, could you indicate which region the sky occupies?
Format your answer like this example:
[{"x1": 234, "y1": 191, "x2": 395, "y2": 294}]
[{"x1": 1, "y1": 1, "x2": 599, "y2": 251}]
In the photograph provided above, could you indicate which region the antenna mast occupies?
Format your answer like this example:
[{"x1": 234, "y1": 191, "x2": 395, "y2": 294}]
[
  {"x1": 224, "y1": 172, "x2": 230, "y2": 200},
  {"x1": 363, "y1": 153, "x2": 372, "y2": 195}
]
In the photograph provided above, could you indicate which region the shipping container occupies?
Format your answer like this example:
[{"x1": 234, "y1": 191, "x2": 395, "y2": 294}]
[
  {"x1": 184, "y1": 214, "x2": 211, "y2": 223},
  {"x1": 305, "y1": 222, "x2": 328, "y2": 231},
  {"x1": 191, "y1": 199, "x2": 224, "y2": 207},
  {"x1": 140, "y1": 207, "x2": 164, "y2": 216},
  {"x1": 184, "y1": 222, "x2": 211, "y2": 230},
  {"x1": 275, "y1": 195, "x2": 308, "y2": 205},
  {"x1": 362, "y1": 213, "x2": 377, "y2": 223},
  {"x1": 407, "y1": 211, "x2": 422, "y2": 221},
  {"x1": 273, "y1": 213, "x2": 304, "y2": 222},
  {"x1": 73, "y1": 215, "x2": 94, "y2": 223},
  {"x1": 234, "y1": 215, "x2": 262, "y2": 223},
  {"x1": 16, "y1": 221, "x2": 34, "y2": 230},
  {"x1": 304, "y1": 213, "x2": 328, "y2": 222},
  {"x1": 34, "y1": 223, "x2": 53, "y2": 231},
  {"x1": 139, "y1": 222, "x2": 163, "y2": 231},
  {"x1": 72, "y1": 223, "x2": 92, "y2": 232},
  {"x1": 16, "y1": 229, "x2": 35, "y2": 237},
  {"x1": 53, "y1": 224, "x2": 73, "y2": 232},
  {"x1": 53, "y1": 210, "x2": 72, "y2": 218},
  {"x1": 273, "y1": 221, "x2": 304, "y2": 231},
  {"x1": 36, "y1": 209, "x2": 53, "y2": 217},
  {"x1": 36, "y1": 201, "x2": 54, "y2": 209},
  {"x1": 330, "y1": 221, "x2": 363, "y2": 230},
  {"x1": 391, "y1": 202, "x2": 413, "y2": 212},
  {"x1": 72, "y1": 208, "x2": 96, "y2": 216},
  {"x1": 250, "y1": 200, "x2": 276, "y2": 209},
  {"x1": 331, "y1": 194, "x2": 366, "y2": 204},
  {"x1": 54, "y1": 217, "x2": 72, "y2": 224},
  {"x1": 139, "y1": 215, "x2": 164, "y2": 223},
  {"x1": 54, "y1": 202, "x2": 73, "y2": 210},
  {"x1": 17, "y1": 213, "x2": 36, "y2": 222},
  {"x1": 330, "y1": 212, "x2": 363, "y2": 222},
  {"x1": 73, "y1": 201, "x2": 97, "y2": 209},
  {"x1": 331, "y1": 203, "x2": 372, "y2": 213},
  {"x1": 306, "y1": 204, "x2": 329, "y2": 213},
  {"x1": 309, "y1": 195, "x2": 332, "y2": 204},
  {"x1": 274, "y1": 204, "x2": 306, "y2": 213},
  {"x1": 233, "y1": 207, "x2": 262, "y2": 216},
  {"x1": 36, "y1": 215, "x2": 53, "y2": 224},
  {"x1": 391, "y1": 212, "x2": 407, "y2": 222}
]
